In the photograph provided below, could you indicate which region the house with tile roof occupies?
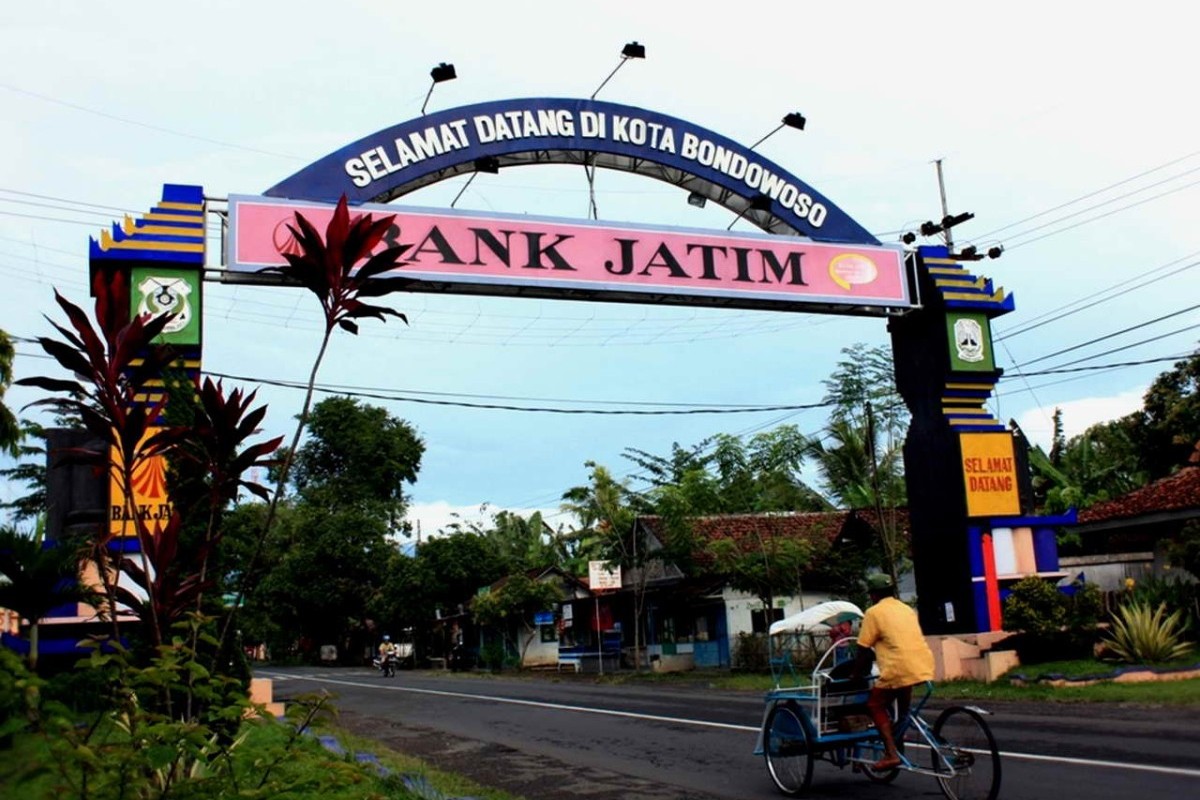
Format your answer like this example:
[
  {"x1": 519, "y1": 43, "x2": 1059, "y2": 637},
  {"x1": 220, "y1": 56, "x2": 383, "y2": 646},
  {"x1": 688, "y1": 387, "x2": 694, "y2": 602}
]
[
  {"x1": 1063, "y1": 456, "x2": 1200, "y2": 590},
  {"x1": 598, "y1": 510, "x2": 907, "y2": 670}
]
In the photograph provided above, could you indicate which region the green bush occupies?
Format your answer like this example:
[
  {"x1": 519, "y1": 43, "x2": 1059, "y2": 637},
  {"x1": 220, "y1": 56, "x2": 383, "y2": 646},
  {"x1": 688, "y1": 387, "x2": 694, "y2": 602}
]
[
  {"x1": 1003, "y1": 576, "x2": 1102, "y2": 662},
  {"x1": 479, "y1": 642, "x2": 506, "y2": 671},
  {"x1": 732, "y1": 632, "x2": 769, "y2": 672},
  {"x1": 1126, "y1": 575, "x2": 1199, "y2": 633},
  {"x1": 1101, "y1": 602, "x2": 1193, "y2": 664},
  {"x1": 1003, "y1": 577, "x2": 1068, "y2": 638},
  {"x1": 0, "y1": 648, "x2": 34, "y2": 747}
]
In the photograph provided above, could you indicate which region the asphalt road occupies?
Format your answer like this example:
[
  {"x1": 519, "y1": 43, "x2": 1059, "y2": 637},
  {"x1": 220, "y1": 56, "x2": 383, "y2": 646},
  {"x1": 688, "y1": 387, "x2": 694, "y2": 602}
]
[{"x1": 261, "y1": 666, "x2": 1200, "y2": 800}]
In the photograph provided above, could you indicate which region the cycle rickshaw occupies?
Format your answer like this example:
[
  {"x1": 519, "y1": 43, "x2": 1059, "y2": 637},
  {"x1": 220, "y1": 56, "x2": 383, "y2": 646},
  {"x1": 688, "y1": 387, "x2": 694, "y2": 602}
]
[{"x1": 754, "y1": 601, "x2": 1001, "y2": 799}]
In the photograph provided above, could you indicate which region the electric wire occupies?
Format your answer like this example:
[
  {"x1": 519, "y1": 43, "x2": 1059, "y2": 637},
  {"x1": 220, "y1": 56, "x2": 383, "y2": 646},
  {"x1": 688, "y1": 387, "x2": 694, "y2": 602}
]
[
  {"x1": 1, "y1": 82, "x2": 301, "y2": 160},
  {"x1": 1012, "y1": 302, "x2": 1200, "y2": 368},
  {"x1": 996, "y1": 252, "x2": 1200, "y2": 341},
  {"x1": 972, "y1": 149, "x2": 1200, "y2": 241}
]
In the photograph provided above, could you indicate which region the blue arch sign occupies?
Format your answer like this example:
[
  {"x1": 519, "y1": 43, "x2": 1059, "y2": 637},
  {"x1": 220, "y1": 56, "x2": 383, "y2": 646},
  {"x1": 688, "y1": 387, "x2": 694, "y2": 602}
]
[{"x1": 265, "y1": 98, "x2": 878, "y2": 245}]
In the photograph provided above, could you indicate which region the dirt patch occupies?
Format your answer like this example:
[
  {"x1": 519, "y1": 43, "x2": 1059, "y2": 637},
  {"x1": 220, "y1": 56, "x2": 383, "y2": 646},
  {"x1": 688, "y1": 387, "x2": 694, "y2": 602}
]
[{"x1": 337, "y1": 709, "x2": 730, "y2": 800}]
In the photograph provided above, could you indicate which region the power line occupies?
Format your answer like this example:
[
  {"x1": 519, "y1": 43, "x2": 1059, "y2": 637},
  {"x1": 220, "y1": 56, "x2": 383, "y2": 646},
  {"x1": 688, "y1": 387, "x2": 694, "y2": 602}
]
[
  {"x1": 996, "y1": 252, "x2": 1200, "y2": 341},
  {"x1": 1038, "y1": 323, "x2": 1200, "y2": 371},
  {"x1": 205, "y1": 370, "x2": 836, "y2": 416},
  {"x1": 0, "y1": 209, "x2": 116, "y2": 227},
  {"x1": 1005, "y1": 352, "x2": 1193, "y2": 378},
  {"x1": 1, "y1": 82, "x2": 301, "y2": 160},
  {"x1": 1013, "y1": 303, "x2": 1200, "y2": 368},
  {"x1": 973, "y1": 149, "x2": 1200, "y2": 241},
  {"x1": 1006, "y1": 177, "x2": 1200, "y2": 251},
  {"x1": 0, "y1": 188, "x2": 138, "y2": 215}
]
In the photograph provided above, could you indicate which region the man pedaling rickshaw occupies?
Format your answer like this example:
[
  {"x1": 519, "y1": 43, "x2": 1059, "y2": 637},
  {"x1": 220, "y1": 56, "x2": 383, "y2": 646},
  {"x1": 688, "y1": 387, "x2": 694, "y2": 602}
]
[{"x1": 851, "y1": 573, "x2": 935, "y2": 771}]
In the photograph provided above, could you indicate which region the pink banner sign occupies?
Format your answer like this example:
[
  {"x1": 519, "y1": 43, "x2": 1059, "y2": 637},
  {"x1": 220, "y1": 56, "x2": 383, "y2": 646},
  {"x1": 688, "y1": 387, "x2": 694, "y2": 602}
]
[{"x1": 227, "y1": 196, "x2": 912, "y2": 311}]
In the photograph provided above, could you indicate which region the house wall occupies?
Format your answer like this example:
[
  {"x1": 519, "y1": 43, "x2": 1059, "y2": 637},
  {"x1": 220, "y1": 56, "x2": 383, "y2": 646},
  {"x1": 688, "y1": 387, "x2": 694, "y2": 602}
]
[
  {"x1": 722, "y1": 588, "x2": 838, "y2": 638},
  {"x1": 521, "y1": 626, "x2": 560, "y2": 667},
  {"x1": 1058, "y1": 552, "x2": 1155, "y2": 592}
]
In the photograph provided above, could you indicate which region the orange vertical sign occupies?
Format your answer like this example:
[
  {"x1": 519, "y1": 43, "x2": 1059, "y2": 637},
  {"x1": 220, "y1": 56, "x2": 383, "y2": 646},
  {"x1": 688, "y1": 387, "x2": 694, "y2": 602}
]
[
  {"x1": 959, "y1": 432, "x2": 1020, "y2": 517},
  {"x1": 109, "y1": 430, "x2": 173, "y2": 537}
]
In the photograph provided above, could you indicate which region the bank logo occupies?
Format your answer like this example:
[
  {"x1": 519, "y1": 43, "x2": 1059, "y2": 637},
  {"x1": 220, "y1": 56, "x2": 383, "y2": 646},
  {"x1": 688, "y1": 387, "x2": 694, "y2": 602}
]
[
  {"x1": 136, "y1": 276, "x2": 193, "y2": 334},
  {"x1": 954, "y1": 317, "x2": 985, "y2": 363}
]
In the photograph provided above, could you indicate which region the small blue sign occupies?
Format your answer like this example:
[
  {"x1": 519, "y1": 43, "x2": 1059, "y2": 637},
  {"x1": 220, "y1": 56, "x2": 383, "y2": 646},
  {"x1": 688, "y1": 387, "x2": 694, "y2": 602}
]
[{"x1": 534, "y1": 611, "x2": 555, "y2": 626}]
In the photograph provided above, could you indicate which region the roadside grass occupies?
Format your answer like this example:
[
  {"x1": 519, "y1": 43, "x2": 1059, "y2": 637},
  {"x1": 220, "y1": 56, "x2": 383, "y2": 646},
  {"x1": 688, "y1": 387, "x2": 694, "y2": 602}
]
[
  {"x1": 577, "y1": 659, "x2": 1200, "y2": 704},
  {"x1": 0, "y1": 716, "x2": 520, "y2": 800},
  {"x1": 933, "y1": 675, "x2": 1200, "y2": 704}
]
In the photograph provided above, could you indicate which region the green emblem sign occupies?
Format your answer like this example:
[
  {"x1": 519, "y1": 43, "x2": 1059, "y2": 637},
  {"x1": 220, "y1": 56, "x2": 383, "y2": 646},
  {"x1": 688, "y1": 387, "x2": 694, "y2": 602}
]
[
  {"x1": 945, "y1": 312, "x2": 994, "y2": 372},
  {"x1": 130, "y1": 266, "x2": 202, "y2": 345}
]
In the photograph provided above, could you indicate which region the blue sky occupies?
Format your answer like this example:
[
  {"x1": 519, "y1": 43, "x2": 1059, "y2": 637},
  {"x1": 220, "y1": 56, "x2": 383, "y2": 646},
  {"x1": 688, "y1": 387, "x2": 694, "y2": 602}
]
[{"x1": 2, "y1": 2, "x2": 1198, "y2": 535}]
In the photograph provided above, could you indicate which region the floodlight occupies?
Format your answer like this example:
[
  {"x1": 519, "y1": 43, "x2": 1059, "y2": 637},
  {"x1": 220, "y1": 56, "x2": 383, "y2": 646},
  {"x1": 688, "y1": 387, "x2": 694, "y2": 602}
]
[
  {"x1": 450, "y1": 155, "x2": 500, "y2": 209},
  {"x1": 750, "y1": 111, "x2": 807, "y2": 150},
  {"x1": 727, "y1": 193, "x2": 773, "y2": 230},
  {"x1": 621, "y1": 41, "x2": 646, "y2": 59},
  {"x1": 592, "y1": 40, "x2": 647, "y2": 99},
  {"x1": 749, "y1": 193, "x2": 773, "y2": 212},
  {"x1": 474, "y1": 156, "x2": 500, "y2": 174},
  {"x1": 782, "y1": 112, "x2": 806, "y2": 131},
  {"x1": 421, "y1": 62, "x2": 458, "y2": 115},
  {"x1": 687, "y1": 191, "x2": 707, "y2": 208},
  {"x1": 988, "y1": 245, "x2": 1004, "y2": 259},
  {"x1": 901, "y1": 232, "x2": 917, "y2": 244}
]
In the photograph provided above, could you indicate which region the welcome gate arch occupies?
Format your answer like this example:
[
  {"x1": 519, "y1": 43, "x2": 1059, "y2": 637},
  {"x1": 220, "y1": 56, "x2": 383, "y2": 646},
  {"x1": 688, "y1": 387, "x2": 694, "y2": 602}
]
[{"x1": 91, "y1": 97, "x2": 1071, "y2": 637}]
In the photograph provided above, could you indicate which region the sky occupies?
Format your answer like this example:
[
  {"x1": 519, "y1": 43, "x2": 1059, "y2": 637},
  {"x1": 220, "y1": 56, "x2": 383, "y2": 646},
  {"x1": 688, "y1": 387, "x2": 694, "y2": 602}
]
[{"x1": 2, "y1": 2, "x2": 1198, "y2": 536}]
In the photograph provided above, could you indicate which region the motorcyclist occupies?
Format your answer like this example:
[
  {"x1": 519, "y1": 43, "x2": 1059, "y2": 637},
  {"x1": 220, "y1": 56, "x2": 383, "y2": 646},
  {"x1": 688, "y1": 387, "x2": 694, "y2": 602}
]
[{"x1": 377, "y1": 635, "x2": 397, "y2": 677}]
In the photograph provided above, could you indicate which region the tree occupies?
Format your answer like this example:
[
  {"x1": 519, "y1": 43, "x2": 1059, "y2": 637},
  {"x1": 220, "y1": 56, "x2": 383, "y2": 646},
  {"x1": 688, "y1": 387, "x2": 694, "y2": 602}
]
[
  {"x1": 625, "y1": 426, "x2": 827, "y2": 517},
  {"x1": 707, "y1": 524, "x2": 812, "y2": 616},
  {"x1": 0, "y1": 329, "x2": 21, "y2": 458},
  {"x1": 290, "y1": 395, "x2": 424, "y2": 530},
  {"x1": 1029, "y1": 414, "x2": 1146, "y2": 515},
  {"x1": 0, "y1": 420, "x2": 51, "y2": 522},
  {"x1": 471, "y1": 573, "x2": 562, "y2": 664},
  {"x1": 256, "y1": 504, "x2": 393, "y2": 655},
  {"x1": 0, "y1": 525, "x2": 93, "y2": 670},
  {"x1": 246, "y1": 397, "x2": 423, "y2": 659},
  {"x1": 814, "y1": 343, "x2": 908, "y2": 584},
  {"x1": 1129, "y1": 349, "x2": 1200, "y2": 479},
  {"x1": 561, "y1": 462, "x2": 652, "y2": 666},
  {"x1": 446, "y1": 505, "x2": 560, "y2": 574}
]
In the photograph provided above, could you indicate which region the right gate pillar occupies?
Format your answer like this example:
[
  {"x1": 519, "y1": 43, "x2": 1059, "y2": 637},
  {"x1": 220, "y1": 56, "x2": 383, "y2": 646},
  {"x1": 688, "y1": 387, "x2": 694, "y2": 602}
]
[{"x1": 889, "y1": 245, "x2": 1066, "y2": 635}]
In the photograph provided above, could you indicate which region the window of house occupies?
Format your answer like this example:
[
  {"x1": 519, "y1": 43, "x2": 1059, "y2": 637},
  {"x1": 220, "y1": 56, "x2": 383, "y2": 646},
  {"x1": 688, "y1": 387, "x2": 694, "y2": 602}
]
[
  {"x1": 540, "y1": 624, "x2": 558, "y2": 643},
  {"x1": 751, "y1": 607, "x2": 785, "y2": 634}
]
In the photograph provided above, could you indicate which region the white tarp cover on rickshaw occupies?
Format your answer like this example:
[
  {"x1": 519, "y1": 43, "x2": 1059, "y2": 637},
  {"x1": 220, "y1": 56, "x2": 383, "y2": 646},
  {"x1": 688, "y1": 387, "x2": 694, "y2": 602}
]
[{"x1": 768, "y1": 601, "x2": 863, "y2": 636}]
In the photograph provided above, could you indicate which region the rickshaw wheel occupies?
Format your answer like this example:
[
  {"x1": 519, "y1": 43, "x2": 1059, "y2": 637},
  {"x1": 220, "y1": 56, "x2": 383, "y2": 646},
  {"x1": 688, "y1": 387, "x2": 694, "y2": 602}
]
[
  {"x1": 862, "y1": 754, "x2": 901, "y2": 784},
  {"x1": 853, "y1": 735, "x2": 902, "y2": 783},
  {"x1": 764, "y1": 702, "x2": 813, "y2": 795}
]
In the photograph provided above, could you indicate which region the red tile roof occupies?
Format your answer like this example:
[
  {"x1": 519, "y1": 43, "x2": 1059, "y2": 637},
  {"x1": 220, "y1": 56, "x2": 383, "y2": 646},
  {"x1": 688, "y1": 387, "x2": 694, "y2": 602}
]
[
  {"x1": 637, "y1": 510, "x2": 908, "y2": 565},
  {"x1": 1077, "y1": 466, "x2": 1200, "y2": 524}
]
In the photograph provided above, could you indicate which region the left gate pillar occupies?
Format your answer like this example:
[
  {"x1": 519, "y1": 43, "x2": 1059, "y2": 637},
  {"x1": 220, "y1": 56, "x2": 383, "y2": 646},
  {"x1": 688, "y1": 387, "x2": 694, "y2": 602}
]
[{"x1": 86, "y1": 184, "x2": 206, "y2": 546}]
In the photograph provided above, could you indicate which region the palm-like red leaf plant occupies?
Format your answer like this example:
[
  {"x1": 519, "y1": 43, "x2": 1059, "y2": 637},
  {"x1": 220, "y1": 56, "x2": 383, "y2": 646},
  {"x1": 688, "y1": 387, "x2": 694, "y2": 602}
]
[
  {"x1": 18, "y1": 270, "x2": 178, "y2": 641},
  {"x1": 223, "y1": 195, "x2": 410, "y2": 643},
  {"x1": 146, "y1": 377, "x2": 282, "y2": 602}
]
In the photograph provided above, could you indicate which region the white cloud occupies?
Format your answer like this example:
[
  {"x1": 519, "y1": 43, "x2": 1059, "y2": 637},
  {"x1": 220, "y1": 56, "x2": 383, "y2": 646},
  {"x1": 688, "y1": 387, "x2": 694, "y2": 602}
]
[{"x1": 1015, "y1": 388, "x2": 1147, "y2": 452}]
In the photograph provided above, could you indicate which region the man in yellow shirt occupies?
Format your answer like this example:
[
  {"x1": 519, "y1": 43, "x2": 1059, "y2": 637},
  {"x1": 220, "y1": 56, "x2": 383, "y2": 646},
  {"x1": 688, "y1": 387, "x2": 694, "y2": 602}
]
[{"x1": 853, "y1": 573, "x2": 935, "y2": 770}]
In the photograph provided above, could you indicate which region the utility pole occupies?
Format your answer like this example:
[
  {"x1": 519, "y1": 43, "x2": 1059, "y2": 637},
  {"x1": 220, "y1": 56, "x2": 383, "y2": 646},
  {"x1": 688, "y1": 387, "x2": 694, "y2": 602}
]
[{"x1": 934, "y1": 158, "x2": 953, "y2": 250}]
